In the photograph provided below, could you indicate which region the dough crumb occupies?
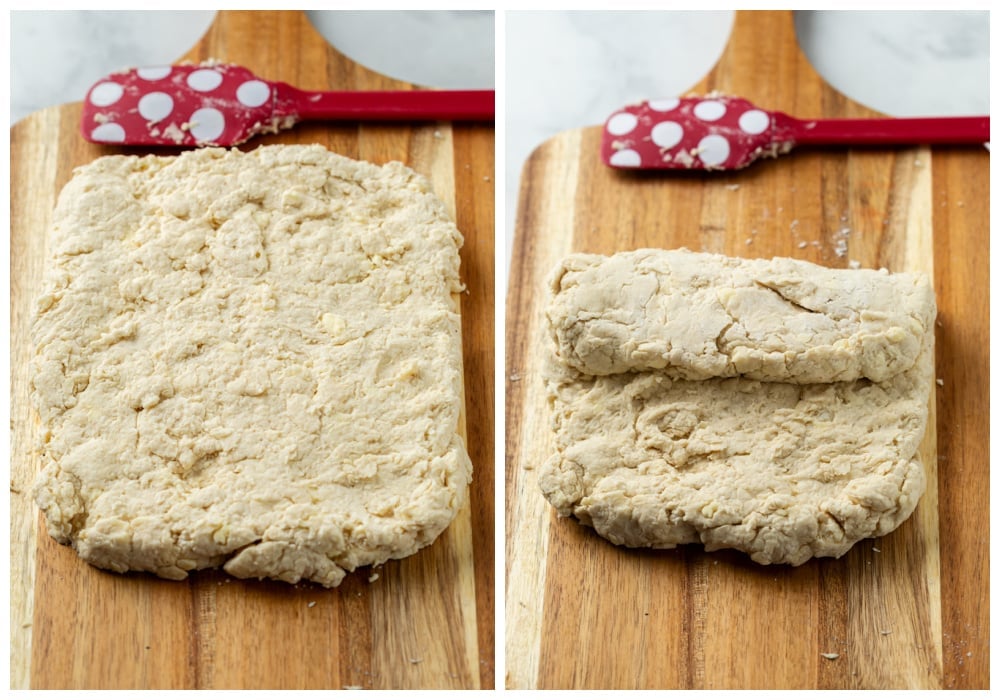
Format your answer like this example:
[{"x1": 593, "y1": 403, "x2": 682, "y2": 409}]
[
  {"x1": 307, "y1": 601, "x2": 316, "y2": 608},
  {"x1": 821, "y1": 653, "x2": 840, "y2": 660},
  {"x1": 936, "y1": 378, "x2": 944, "y2": 386},
  {"x1": 833, "y1": 227, "x2": 851, "y2": 257}
]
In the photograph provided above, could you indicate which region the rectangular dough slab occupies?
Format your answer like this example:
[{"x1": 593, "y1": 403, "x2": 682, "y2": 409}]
[{"x1": 31, "y1": 145, "x2": 472, "y2": 587}]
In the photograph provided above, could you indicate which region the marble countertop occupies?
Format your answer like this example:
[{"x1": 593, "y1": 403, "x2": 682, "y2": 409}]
[{"x1": 9, "y1": 10, "x2": 495, "y2": 123}]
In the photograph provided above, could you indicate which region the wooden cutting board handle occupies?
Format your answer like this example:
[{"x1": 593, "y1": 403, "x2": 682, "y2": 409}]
[
  {"x1": 693, "y1": 10, "x2": 882, "y2": 120},
  {"x1": 177, "y1": 10, "x2": 417, "y2": 91}
]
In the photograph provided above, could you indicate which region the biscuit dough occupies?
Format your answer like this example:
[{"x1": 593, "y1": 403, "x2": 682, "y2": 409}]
[
  {"x1": 540, "y1": 250, "x2": 934, "y2": 565},
  {"x1": 31, "y1": 145, "x2": 471, "y2": 586},
  {"x1": 548, "y1": 249, "x2": 935, "y2": 383}
]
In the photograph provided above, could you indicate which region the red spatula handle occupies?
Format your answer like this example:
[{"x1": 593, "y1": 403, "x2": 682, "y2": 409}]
[
  {"x1": 279, "y1": 85, "x2": 494, "y2": 122},
  {"x1": 784, "y1": 114, "x2": 989, "y2": 145}
]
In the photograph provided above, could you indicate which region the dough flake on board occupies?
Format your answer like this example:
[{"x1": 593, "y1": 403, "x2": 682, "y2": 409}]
[
  {"x1": 31, "y1": 145, "x2": 471, "y2": 587},
  {"x1": 540, "y1": 249, "x2": 935, "y2": 565}
]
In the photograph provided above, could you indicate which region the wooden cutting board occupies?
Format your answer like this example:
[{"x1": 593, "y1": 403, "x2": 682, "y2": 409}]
[
  {"x1": 10, "y1": 11, "x2": 494, "y2": 690},
  {"x1": 505, "y1": 10, "x2": 987, "y2": 690}
]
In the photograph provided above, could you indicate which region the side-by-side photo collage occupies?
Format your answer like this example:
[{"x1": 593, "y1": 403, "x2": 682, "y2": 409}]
[{"x1": 7, "y1": 8, "x2": 990, "y2": 694}]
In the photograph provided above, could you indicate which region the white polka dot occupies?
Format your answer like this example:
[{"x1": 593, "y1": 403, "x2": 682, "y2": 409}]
[
  {"x1": 138, "y1": 92, "x2": 174, "y2": 122},
  {"x1": 89, "y1": 82, "x2": 123, "y2": 107},
  {"x1": 697, "y1": 134, "x2": 730, "y2": 166},
  {"x1": 650, "y1": 121, "x2": 684, "y2": 149},
  {"x1": 606, "y1": 112, "x2": 638, "y2": 136},
  {"x1": 693, "y1": 100, "x2": 726, "y2": 122},
  {"x1": 91, "y1": 122, "x2": 126, "y2": 143},
  {"x1": 136, "y1": 66, "x2": 171, "y2": 81},
  {"x1": 189, "y1": 107, "x2": 225, "y2": 142},
  {"x1": 236, "y1": 80, "x2": 271, "y2": 107},
  {"x1": 648, "y1": 98, "x2": 680, "y2": 112},
  {"x1": 609, "y1": 149, "x2": 641, "y2": 167},
  {"x1": 186, "y1": 69, "x2": 223, "y2": 92},
  {"x1": 739, "y1": 109, "x2": 770, "y2": 134}
]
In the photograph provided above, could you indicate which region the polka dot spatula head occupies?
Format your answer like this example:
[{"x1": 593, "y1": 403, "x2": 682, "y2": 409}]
[
  {"x1": 82, "y1": 63, "x2": 494, "y2": 147},
  {"x1": 602, "y1": 95, "x2": 989, "y2": 171}
]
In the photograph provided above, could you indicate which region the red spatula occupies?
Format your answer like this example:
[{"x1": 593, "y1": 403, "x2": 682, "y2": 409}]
[
  {"x1": 81, "y1": 62, "x2": 494, "y2": 147},
  {"x1": 601, "y1": 95, "x2": 989, "y2": 171}
]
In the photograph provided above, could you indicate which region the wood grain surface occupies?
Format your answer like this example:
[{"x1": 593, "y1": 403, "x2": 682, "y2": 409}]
[
  {"x1": 505, "y1": 10, "x2": 988, "y2": 690},
  {"x1": 10, "y1": 10, "x2": 494, "y2": 690}
]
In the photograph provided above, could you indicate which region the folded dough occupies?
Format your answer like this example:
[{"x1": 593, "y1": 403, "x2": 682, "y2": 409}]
[
  {"x1": 540, "y1": 249, "x2": 935, "y2": 565},
  {"x1": 548, "y1": 249, "x2": 935, "y2": 383}
]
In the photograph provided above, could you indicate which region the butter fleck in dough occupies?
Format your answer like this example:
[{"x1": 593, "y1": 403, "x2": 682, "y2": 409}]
[
  {"x1": 540, "y1": 249, "x2": 934, "y2": 565},
  {"x1": 31, "y1": 145, "x2": 471, "y2": 587}
]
